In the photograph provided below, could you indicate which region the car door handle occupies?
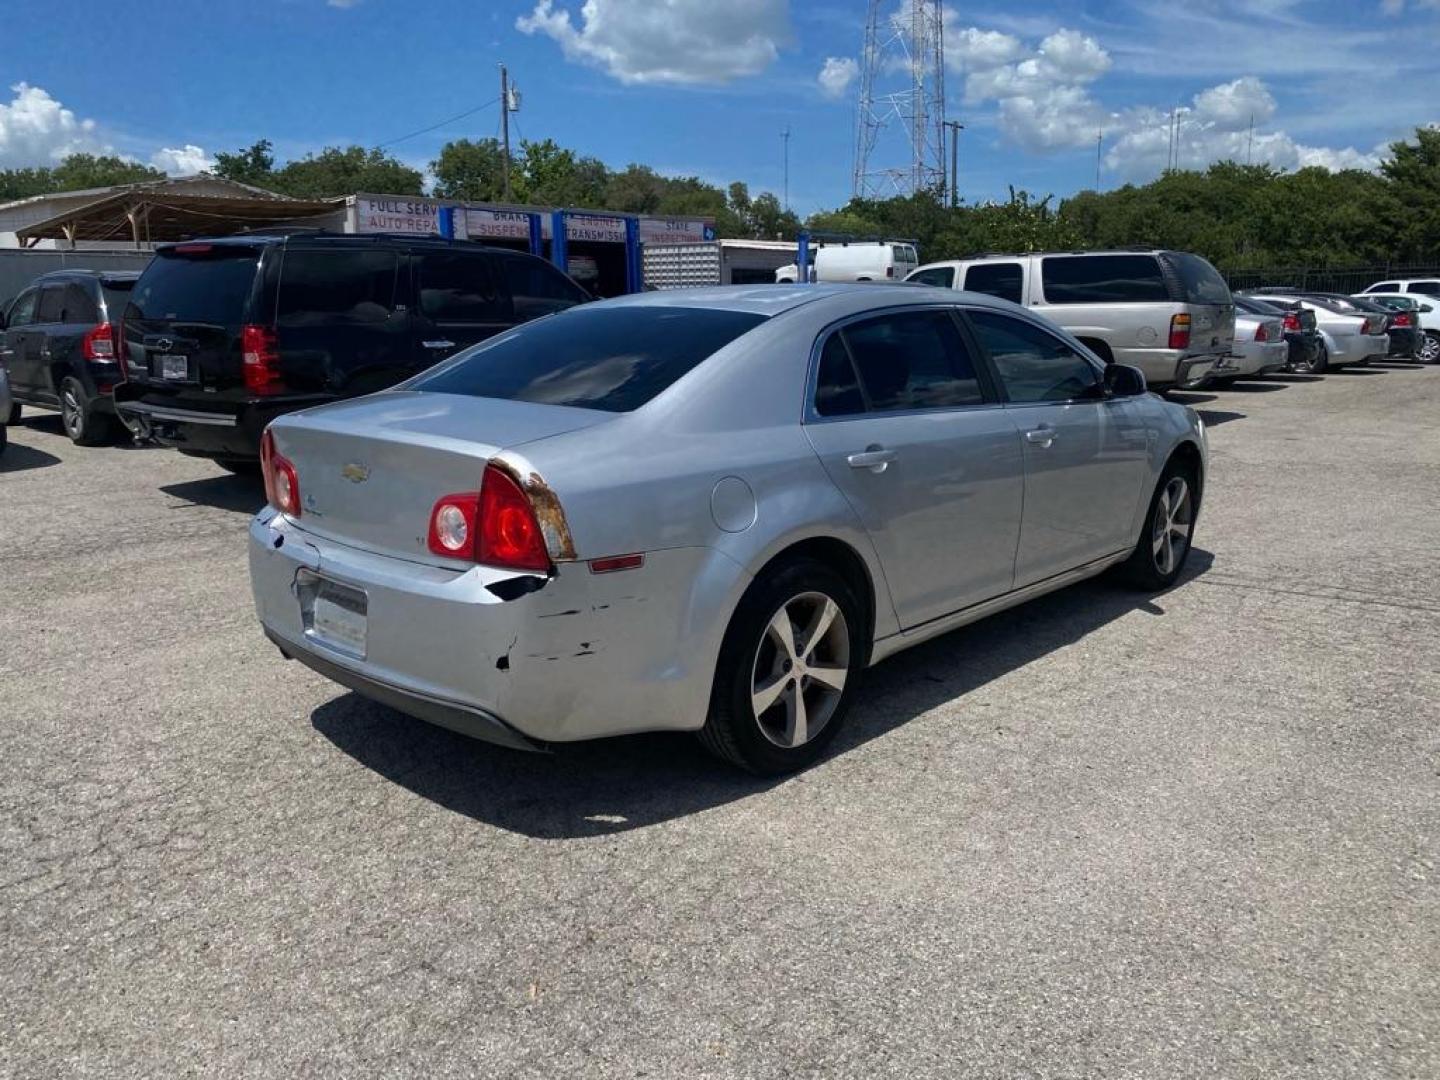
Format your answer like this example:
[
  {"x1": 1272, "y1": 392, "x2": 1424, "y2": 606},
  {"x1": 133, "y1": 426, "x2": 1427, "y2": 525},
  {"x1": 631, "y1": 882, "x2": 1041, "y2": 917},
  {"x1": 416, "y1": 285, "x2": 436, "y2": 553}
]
[
  {"x1": 1024, "y1": 426, "x2": 1057, "y2": 447},
  {"x1": 847, "y1": 446, "x2": 896, "y2": 472},
  {"x1": 422, "y1": 339, "x2": 456, "y2": 350}
]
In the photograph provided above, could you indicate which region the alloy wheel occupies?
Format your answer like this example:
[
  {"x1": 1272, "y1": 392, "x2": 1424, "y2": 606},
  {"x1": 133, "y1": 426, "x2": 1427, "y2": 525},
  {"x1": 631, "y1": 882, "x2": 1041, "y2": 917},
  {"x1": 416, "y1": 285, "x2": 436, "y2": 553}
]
[
  {"x1": 750, "y1": 591, "x2": 851, "y2": 749},
  {"x1": 1421, "y1": 334, "x2": 1440, "y2": 364},
  {"x1": 1152, "y1": 476, "x2": 1193, "y2": 577},
  {"x1": 61, "y1": 385, "x2": 84, "y2": 440}
]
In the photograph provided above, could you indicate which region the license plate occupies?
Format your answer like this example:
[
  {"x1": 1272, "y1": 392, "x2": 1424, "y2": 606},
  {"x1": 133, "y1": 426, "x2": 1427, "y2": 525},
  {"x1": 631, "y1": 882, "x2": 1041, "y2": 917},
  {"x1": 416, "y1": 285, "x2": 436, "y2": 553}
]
[
  {"x1": 160, "y1": 355, "x2": 189, "y2": 380},
  {"x1": 306, "y1": 578, "x2": 368, "y2": 658}
]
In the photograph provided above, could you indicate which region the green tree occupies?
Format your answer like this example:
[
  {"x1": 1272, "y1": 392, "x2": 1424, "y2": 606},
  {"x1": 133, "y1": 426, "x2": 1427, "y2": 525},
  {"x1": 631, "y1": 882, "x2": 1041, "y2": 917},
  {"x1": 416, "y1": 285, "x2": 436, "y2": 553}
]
[
  {"x1": 605, "y1": 164, "x2": 666, "y2": 214},
  {"x1": 1379, "y1": 127, "x2": 1440, "y2": 261},
  {"x1": 270, "y1": 146, "x2": 423, "y2": 200},
  {"x1": 0, "y1": 166, "x2": 56, "y2": 202},
  {"x1": 430, "y1": 138, "x2": 510, "y2": 201},
  {"x1": 213, "y1": 140, "x2": 276, "y2": 188},
  {"x1": 49, "y1": 154, "x2": 164, "y2": 191}
]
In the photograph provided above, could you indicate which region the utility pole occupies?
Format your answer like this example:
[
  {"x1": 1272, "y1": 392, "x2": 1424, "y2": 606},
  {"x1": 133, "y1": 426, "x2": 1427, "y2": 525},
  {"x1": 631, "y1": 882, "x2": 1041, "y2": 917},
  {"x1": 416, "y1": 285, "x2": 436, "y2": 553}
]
[
  {"x1": 942, "y1": 119, "x2": 963, "y2": 207},
  {"x1": 500, "y1": 63, "x2": 512, "y2": 201},
  {"x1": 1167, "y1": 107, "x2": 1176, "y2": 172},
  {"x1": 781, "y1": 126, "x2": 791, "y2": 212},
  {"x1": 1246, "y1": 111, "x2": 1254, "y2": 166},
  {"x1": 1096, "y1": 130, "x2": 1103, "y2": 191}
]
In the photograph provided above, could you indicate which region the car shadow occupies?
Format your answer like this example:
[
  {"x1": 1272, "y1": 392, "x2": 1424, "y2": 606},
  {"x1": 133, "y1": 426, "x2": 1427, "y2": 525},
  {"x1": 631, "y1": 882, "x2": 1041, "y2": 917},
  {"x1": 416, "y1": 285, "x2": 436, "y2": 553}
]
[
  {"x1": 0, "y1": 440, "x2": 62, "y2": 473},
  {"x1": 1195, "y1": 408, "x2": 1246, "y2": 427},
  {"x1": 1265, "y1": 374, "x2": 1324, "y2": 383},
  {"x1": 159, "y1": 474, "x2": 265, "y2": 515},
  {"x1": 1326, "y1": 367, "x2": 1385, "y2": 375},
  {"x1": 313, "y1": 549, "x2": 1215, "y2": 838},
  {"x1": 1162, "y1": 391, "x2": 1217, "y2": 406},
  {"x1": 1211, "y1": 380, "x2": 1287, "y2": 393},
  {"x1": 1369, "y1": 360, "x2": 1424, "y2": 370}
]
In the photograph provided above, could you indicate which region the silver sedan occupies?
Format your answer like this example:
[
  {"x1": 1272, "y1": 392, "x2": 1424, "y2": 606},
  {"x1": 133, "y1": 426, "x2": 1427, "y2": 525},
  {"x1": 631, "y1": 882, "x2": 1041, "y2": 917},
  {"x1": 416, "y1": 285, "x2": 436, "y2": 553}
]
[{"x1": 249, "y1": 285, "x2": 1208, "y2": 774}]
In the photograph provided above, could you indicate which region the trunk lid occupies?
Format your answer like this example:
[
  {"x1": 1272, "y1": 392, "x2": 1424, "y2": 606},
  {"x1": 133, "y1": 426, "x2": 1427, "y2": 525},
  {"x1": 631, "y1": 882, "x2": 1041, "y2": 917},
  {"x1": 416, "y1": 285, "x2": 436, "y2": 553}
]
[
  {"x1": 270, "y1": 391, "x2": 613, "y2": 565},
  {"x1": 121, "y1": 244, "x2": 263, "y2": 404}
]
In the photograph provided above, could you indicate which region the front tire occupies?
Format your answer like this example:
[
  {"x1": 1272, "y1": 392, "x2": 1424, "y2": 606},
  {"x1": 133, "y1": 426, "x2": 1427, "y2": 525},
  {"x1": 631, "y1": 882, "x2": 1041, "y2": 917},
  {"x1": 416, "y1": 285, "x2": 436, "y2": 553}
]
[
  {"x1": 699, "y1": 558, "x2": 864, "y2": 775},
  {"x1": 1121, "y1": 461, "x2": 1199, "y2": 590},
  {"x1": 1420, "y1": 331, "x2": 1440, "y2": 365},
  {"x1": 59, "y1": 376, "x2": 112, "y2": 446}
]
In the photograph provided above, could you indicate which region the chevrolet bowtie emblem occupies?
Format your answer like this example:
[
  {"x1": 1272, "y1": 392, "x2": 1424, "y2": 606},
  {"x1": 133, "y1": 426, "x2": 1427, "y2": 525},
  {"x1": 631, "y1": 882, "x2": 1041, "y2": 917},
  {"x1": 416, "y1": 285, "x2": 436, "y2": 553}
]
[{"x1": 341, "y1": 463, "x2": 370, "y2": 483}]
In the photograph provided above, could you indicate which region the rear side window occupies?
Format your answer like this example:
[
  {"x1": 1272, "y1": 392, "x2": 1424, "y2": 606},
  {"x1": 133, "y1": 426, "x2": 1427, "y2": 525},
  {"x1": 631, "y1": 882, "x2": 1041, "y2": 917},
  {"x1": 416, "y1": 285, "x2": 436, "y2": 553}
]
[
  {"x1": 61, "y1": 283, "x2": 99, "y2": 324},
  {"x1": 1041, "y1": 255, "x2": 1168, "y2": 304},
  {"x1": 908, "y1": 266, "x2": 955, "y2": 288},
  {"x1": 501, "y1": 256, "x2": 588, "y2": 321},
  {"x1": 1410, "y1": 281, "x2": 1440, "y2": 296},
  {"x1": 35, "y1": 286, "x2": 65, "y2": 323},
  {"x1": 1162, "y1": 252, "x2": 1231, "y2": 305},
  {"x1": 838, "y1": 309, "x2": 985, "y2": 412},
  {"x1": 278, "y1": 250, "x2": 398, "y2": 326},
  {"x1": 410, "y1": 305, "x2": 766, "y2": 412},
  {"x1": 969, "y1": 309, "x2": 1101, "y2": 403},
  {"x1": 418, "y1": 253, "x2": 506, "y2": 323},
  {"x1": 814, "y1": 334, "x2": 865, "y2": 417},
  {"x1": 964, "y1": 263, "x2": 1024, "y2": 304},
  {"x1": 128, "y1": 247, "x2": 260, "y2": 325}
]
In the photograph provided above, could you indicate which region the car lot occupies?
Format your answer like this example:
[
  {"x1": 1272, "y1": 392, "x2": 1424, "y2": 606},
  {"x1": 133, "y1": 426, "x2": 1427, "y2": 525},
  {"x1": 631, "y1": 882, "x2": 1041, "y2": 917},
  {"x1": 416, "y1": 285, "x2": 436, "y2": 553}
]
[{"x1": 2, "y1": 363, "x2": 1438, "y2": 1076}]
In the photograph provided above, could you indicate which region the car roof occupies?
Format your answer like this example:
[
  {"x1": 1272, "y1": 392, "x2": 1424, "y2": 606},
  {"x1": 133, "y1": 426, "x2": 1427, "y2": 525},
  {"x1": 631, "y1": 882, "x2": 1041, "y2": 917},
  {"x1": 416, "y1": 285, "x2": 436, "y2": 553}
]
[{"x1": 598, "y1": 282, "x2": 1026, "y2": 319}]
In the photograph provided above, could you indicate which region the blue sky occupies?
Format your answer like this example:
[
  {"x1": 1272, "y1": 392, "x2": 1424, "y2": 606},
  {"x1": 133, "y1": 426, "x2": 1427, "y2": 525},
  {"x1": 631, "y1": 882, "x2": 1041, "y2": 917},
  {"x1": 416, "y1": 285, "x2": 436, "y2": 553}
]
[{"x1": 1, "y1": 0, "x2": 1436, "y2": 217}]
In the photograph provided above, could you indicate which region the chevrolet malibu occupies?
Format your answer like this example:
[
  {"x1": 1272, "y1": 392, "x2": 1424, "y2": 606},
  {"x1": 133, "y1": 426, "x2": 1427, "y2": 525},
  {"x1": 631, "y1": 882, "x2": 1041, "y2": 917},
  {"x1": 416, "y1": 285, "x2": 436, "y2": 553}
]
[{"x1": 249, "y1": 285, "x2": 1207, "y2": 774}]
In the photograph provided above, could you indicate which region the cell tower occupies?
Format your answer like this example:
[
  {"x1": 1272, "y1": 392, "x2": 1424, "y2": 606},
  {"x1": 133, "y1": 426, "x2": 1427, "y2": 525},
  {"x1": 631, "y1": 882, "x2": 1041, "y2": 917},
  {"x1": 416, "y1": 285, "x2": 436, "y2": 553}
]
[{"x1": 852, "y1": 0, "x2": 947, "y2": 199}]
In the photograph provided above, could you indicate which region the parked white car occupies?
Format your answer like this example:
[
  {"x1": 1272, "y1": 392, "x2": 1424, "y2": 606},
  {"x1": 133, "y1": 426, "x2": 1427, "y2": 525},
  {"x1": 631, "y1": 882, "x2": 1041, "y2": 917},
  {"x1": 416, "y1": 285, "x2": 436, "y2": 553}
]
[
  {"x1": 776, "y1": 242, "x2": 919, "y2": 284},
  {"x1": 1244, "y1": 291, "x2": 1390, "y2": 371},
  {"x1": 1211, "y1": 311, "x2": 1287, "y2": 381},
  {"x1": 1358, "y1": 278, "x2": 1440, "y2": 300}
]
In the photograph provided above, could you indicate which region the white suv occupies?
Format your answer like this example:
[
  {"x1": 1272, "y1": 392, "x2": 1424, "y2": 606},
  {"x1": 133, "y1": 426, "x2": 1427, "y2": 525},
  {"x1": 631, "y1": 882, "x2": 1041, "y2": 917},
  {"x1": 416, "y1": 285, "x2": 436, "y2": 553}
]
[
  {"x1": 1358, "y1": 278, "x2": 1440, "y2": 299},
  {"x1": 907, "y1": 250, "x2": 1236, "y2": 388}
]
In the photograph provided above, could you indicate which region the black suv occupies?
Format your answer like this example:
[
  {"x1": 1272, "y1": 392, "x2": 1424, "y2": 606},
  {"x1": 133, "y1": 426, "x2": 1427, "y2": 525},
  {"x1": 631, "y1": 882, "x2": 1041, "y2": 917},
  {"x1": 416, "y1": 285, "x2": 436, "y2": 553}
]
[
  {"x1": 114, "y1": 233, "x2": 589, "y2": 465},
  {"x1": 1, "y1": 269, "x2": 141, "y2": 444}
]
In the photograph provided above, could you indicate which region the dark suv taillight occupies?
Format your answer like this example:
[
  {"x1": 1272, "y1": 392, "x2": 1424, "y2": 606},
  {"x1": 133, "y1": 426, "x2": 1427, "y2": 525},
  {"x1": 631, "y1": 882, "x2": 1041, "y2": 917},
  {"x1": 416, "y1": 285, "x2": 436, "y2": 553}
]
[
  {"x1": 81, "y1": 322, "x2": 114, "y2": 361},
  {"x1": 242, "y1": 325, "x2": 284, "y2": 395}
]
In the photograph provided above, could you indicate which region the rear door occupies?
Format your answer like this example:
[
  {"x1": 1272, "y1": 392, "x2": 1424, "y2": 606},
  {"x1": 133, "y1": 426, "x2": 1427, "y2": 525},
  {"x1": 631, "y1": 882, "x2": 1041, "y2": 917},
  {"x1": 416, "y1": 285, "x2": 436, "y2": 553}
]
[
  {"x1": 802, "y1": 307, "x2": 1024, "y2": 628},
  {"x1": 272, "y1": 246, "x2": 409, "y2": 395},
  {"x1": 49, "y1": 281, "x2": 105, "y2": 395},
  {"x1": 411, "y1": 250, "x2": 514, "y2": 369},
  {"x1": 122, "y1": 244, "x2": 262, "y2": 403},
  {"x1": 965, "y1": 307, "x2": 1151, "y2": 586}
]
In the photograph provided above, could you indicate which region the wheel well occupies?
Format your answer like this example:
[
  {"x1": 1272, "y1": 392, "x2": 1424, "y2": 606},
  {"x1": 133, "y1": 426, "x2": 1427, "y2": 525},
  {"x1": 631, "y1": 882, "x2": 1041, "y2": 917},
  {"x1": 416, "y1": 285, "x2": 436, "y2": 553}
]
[
  {"x1": 1077, "y1": 337, "x2": 1114, "y2": 364},
  {"x1": 1167, "y1": 440, "x2": 1204, "y2": 505},
  {"x1": 759, "y1": 537, "x2": 877, "y2": 659}
]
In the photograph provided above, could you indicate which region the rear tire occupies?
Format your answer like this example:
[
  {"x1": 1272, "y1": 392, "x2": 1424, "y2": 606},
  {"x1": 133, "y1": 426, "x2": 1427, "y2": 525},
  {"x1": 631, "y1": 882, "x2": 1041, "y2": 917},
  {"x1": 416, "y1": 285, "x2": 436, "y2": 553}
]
[
  {"x1": 1305, "y1": 342, "x2": 1329, "y2": 374},
  {"x1": 1120, "y1": 459, "x2": 1199, "y2": 591},
  {"x1": 59, "y1": 376, "x2": 112, "y2": 446},
  {"x1": 699, "y1": 558, "x2": 864, "y2": 775},
  {"x1": 1421, "y1": 332, "x2": 1440, "y2": 365}
]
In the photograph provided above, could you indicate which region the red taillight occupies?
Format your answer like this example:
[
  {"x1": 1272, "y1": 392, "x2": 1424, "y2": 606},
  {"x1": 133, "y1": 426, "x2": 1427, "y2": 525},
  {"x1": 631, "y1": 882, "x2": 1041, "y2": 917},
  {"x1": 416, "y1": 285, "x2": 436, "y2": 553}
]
[
  {"x1": 1254, "y1": 322, "x2": 1269, "y2": 343},
  {"x1": 427, "y1": 465, "x2": 552, "y2": 573},
  {"x1": 1168, "y1": 313, "x2": 1192, "y2": 351},
  {"x1": 260, "y1": 428, "x2": 301, "y2": 516},
  {"x1": 1391, "y1": 312, "x2": 1413, "y2": 328},
  {"x1": 173, "y1": 243, "x2": 213, "y2": 254},
  {"x1": 1282, "y1": 311, "x2": 1300, "y2": 332},
  {"x1": 242, "y1": 324, "x2": 284, "y2": 395},
  {"x1": 81, "y1": 322, "x2": 114, "y2": 361}
]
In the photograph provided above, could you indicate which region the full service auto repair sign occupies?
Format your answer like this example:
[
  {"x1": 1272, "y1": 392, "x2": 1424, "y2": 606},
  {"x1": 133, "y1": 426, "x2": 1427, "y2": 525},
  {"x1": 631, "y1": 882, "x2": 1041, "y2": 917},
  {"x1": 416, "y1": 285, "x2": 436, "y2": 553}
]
[{"x1": 356, "y1": 197, "x2": 439, "y2": 235}]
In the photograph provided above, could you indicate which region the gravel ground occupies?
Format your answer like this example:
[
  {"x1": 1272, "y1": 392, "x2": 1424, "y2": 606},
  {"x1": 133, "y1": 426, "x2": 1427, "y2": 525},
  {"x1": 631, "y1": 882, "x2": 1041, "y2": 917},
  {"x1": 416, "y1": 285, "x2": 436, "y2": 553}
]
[{"x1": 2, "y1": 363, "x2": 1437, "y2": 1079}]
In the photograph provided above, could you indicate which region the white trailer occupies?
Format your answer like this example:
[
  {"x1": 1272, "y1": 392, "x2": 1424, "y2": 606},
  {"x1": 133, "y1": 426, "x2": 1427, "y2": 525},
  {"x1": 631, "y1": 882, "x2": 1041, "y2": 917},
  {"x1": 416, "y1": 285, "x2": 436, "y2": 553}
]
[{"x1": 643, "y1": 239, "x2": 798, "y2": 290}]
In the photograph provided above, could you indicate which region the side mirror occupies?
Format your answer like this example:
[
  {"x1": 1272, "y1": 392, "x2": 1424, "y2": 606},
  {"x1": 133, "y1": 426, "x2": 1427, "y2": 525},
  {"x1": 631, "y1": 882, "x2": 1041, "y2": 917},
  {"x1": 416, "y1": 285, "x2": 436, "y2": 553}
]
[
  {"x1": 1422, "y1": 305, "x2": 1434, "y2": 314},
  {"x1": 1104, "y1": 363, "x2": 1147, "y2": 397}
]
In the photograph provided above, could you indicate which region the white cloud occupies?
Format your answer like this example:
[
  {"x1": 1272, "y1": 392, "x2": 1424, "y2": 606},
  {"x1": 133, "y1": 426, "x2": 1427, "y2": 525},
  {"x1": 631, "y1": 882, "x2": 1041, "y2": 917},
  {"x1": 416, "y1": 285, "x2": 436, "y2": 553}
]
[
  {"x1": 0, "y1": 82, "x2": 103, "y2": 168},
  {"x1": 150, "y1": 144, "x2": 215, "y2": 176},
  {"x1": 1191, "y1": 76, "x2": 1275, "y2": 130},
  {"x1": 944, "y1": 26, "x2": 1026, "y2": 73},
  {"x1": 817, "y1": 56, "x2": 858, "y2": 99},
  {"x1": 1034, "y1": 29, "x2": 1111, "y2": 82},
  {"x1": 516, "y1": 0, "x2": 791, "y2": 85}
]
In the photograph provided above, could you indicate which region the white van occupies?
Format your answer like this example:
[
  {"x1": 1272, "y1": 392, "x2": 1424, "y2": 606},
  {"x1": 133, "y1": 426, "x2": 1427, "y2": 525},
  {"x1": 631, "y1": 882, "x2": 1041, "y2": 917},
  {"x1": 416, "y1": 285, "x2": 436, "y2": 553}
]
[{"x1": 776, "y1": 241, "x2": 919, "y2": 284}]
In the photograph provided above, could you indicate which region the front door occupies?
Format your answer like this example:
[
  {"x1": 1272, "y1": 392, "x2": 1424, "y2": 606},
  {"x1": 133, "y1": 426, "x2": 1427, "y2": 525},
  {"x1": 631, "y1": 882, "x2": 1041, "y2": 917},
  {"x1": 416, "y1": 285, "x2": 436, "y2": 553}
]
[
  {"x1": 1, "y1": 287, "x2": 40, "y2": 397},
  {"x1": 802, "y1": 308, "x2": 1024, "y2": 629},
  {"x1": 965, "y1": 308, "x2": 1151, "y2": 587}
]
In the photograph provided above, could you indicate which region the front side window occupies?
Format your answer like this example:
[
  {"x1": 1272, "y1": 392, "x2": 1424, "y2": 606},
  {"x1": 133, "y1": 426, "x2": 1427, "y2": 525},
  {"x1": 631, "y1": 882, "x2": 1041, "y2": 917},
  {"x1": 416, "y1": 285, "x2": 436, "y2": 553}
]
[
  {"x1": 409, "y1": 305, "x2": 766, "y2": 413},
  {"x1": 908, "y1": 266, "x2": 955, "y2": 288},
  {"x1": 968, "y1": 309, "x2": 1101, "y2": 404},
  {"x1": 1369, "y1": 283, "x2": 1400, "y2": 293},
  {"x1": 838, "y1": 309, "x2": 985, "y2": 413},
  {"x1": 1041, "y1": 255, "x2": 1168, "y2": 304},
  {"x1": 501, "y1": 255, "x2": 588, "y2": 321},
  {"x1": 964, "y1": 262, "x2": 1024, "y2": 305},
  {"x1": 417, "y1": 253, "x2": 506, "y2": 323},
  {"x1": 278, "y1": 250, "x2": 398, "y2": 326},
  {"x1": 6, "y1": 288, "x2": 38, "y2": 328}
]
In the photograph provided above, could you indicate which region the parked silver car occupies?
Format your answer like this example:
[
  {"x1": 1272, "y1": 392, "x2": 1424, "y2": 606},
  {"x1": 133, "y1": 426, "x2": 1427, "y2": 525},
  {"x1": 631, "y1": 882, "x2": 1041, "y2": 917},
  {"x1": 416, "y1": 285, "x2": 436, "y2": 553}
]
[
  {"x1": 249, "y1": 286, "x2": 1208, "y2": 774},
  {"x1": 1210, "y1": 310, "x2": 1287, "y2": 381},
  {"x1": 1243, "y1": 291, "x2": 1390, "y2": 371}
]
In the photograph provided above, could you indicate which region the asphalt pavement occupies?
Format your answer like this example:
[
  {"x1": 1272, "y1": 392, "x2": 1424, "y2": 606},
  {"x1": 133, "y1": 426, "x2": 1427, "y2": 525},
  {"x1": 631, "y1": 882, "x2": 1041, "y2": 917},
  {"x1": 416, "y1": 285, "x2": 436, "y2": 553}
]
[{"x1": 2, "y1": 362, "x2": 1437, "y2": 1078}]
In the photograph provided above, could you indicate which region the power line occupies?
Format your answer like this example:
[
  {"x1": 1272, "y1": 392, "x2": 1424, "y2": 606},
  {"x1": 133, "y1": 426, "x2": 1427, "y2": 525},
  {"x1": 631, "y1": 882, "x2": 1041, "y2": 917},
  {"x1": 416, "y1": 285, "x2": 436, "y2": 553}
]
[{"x1": 375, "y1": 97, "x2": 501, "y2": 149}]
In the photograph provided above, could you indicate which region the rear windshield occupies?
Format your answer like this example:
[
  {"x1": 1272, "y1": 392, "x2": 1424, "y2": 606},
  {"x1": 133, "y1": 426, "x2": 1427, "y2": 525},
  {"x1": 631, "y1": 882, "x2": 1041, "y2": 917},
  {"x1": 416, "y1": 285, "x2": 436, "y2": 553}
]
[
  {"x1": 1040, "y1": 255, "x2": 1169, "y2": 304},
  {"x1": 126, "y1": 247, "x2": 260, "y2": 325},
  {"x1": 410, "y1": 305, "x2": 767, "y2": 412},
  {"x1": 1161, "y1": 252, "x2": 1231, "y2": 305},
  {"x1": 1235, "y1": 296, "x2": 1283, "y2": 317}
]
